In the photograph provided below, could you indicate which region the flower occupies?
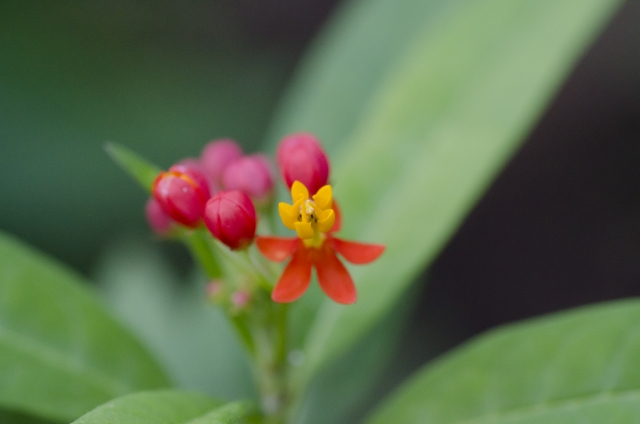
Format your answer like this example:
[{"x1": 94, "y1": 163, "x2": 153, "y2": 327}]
[
  {"x1": 278, "y1": 181, "x2": 335, "y2": 242},
  {"x1": 152, "y1": 164, "x2": 211, "y2": 227},
  {"x1": 222, "y1": 154, "x2": 274, "y2": 206},
  {"x1": 204, "y1": 190, "x2": 257, "y2": 250},
  {"x1": 145, "y1": 198, "x2": 173, "y2": 234},
  {"x1": 257, "y1": 181, "x2": 384, "y2": 304},
  {"x1": 201, "y1": 139, "x2": 243, "y2": 191},
  {"x1": 276, "y1": 133, "x2": 329, "y2": 196}
]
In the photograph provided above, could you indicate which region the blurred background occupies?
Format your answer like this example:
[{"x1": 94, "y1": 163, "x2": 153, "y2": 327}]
[{"x1": 1, "y1": 0, "x2": 640, "y2": 422}]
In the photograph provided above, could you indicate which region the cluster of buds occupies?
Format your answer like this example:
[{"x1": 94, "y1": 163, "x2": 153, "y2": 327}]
[
  {"x1": 145, "y1": 132, "x2": 383, "y2": 304},
  {"x1": 146, "y1": 139, "x2": 274, "y2": 249}
]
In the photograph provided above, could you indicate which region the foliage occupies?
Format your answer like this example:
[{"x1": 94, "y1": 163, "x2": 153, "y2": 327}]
[{"x1": 0, "y1": 0, "x2": 631, "y2": 423}]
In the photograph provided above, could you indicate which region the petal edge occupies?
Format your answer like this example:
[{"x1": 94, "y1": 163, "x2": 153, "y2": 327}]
[
  {"x1": 256, "y1": 236, "x2": 300, "y2": 262},
  {"x1": 330, "y1": 237, "x2": 385, "y2": 265},
  {"x1": 272, "y1": 248, "x2": 313, "y2": 303},
  {"x1": 315, "y1": 246, "x2": 356, "y2": 304}
]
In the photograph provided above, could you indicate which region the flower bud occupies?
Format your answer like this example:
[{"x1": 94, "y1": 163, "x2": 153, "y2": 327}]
[
  {"x1": 276, "y1": 133, "x2": 329, "y2": 196},
  {"x1": 206, "y1": 280, "x2": 225, "y2": 303},
  {"x1": 145, "y1": 198, "x2": 173, "y2": 234},
  {"x1": 222, "y1": 154, "x2": 274, "y2": 205},
  {"x1": 152, "y1": 165, "x2": 210, "y2": 228},
  {"x1": 204, "y1": 190, "x2": 256, "y2": 250},
  {"x1": 201, "y1": 139, "x2": 243, "y2": 191},
  {"x1": 176, "y1": 157, "x2": 206, "y2": 175},
  {"x1": 231, "y1": 290, "x2": 251, "y2": 309},
  {"x1": 169, "y1": 163, "x2": 210, "y2": 196}
]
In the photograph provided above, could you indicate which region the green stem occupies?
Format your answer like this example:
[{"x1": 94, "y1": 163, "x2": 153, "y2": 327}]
[
  {"x1": 182, "y1": 225, "x2": 294, "y2": 423},
  {"x1": 250, "y1": 299, "x2": 290, "y2": 424},
  {"x1": 184, "y1": 229, "x2": 222, "y2": 279}
]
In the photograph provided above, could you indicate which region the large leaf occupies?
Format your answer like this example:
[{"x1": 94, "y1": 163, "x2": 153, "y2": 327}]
[
  {"x1": 186, "y1": 401, "x2": 259, "y2": 424},
  {"x1": 367, "y1": 299, "x2": 640, "y2": 423},
  {"x1": 72, "y1": 391, "x2": 257, "y2": 424},
  {"x1": 0, "y1": 408, "x2": 58, "y2": 424},
  {"x1": 293, "y1": 284, "x2": 420, "y2": 424},
  {"x1": 0, "y1": 231, "x2": 170, "y2": 422},
  {"x1": 283, "y1": 0, "x2": 623, "y2": 388},
  {"x1": 265, "y1": 0, "x2": 457, "y2": 152}
]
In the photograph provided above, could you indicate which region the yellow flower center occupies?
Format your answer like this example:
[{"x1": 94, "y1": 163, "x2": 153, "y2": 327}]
[{"x1": 278, "y1": 181, "x2": 335, "y2": 246}]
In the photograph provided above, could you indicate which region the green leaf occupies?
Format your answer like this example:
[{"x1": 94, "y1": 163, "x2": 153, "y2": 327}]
[
  {"x1": 0, "y1": 408, "x2": 59, "y2": 424},
  {"x1": 285, "y1": 0, "x2": 622, "y2": 389},
  {"x1": 0, "y1": 231, "x2": 171, "y2": 422},
  {"x1": 72, "y1": 390, "x2": 220, "y2": 424},
  {"x1": 294, "y1": 285, "x2": 419, "y2": 424},
  {"x1": 366, "y1": 299, "x2": 640, "y2": 423},
  {"x1": 186, "y1": 401, "x2": 259, "y2": 424},
  {"x1": 265, "y1": 0, "x2": 456, "y2": 152},
  {"x1": 263, "y1": 0, "x2": 461, "y2": 244},
  {"x1": 105, "y1": 142, "x2": 163, "y2": 192}
]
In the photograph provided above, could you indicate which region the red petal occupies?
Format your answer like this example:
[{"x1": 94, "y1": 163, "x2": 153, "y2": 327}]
[
  {"x1": 331, "y1": 200, "x2": 342, "y2": 233},
  {"x1": 272, "y1": 248, "x2": 313, "y2": 303},
  {"x1": 256, "y1": 236, "x2": 300, "y2": 262},
  {"x1": 329, "y1": 237, "x2": 385, "y2": 265},
  {"x1": 315, "y1": 246, "x2": 356, "y2": 304}
]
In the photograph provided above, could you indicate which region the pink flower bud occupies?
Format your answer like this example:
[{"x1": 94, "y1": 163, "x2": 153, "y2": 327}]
[
  {"x1": 276, "y1": 133, "x2": 329, "y2": 196},
  {"x1": 201, "y1": 139, "x2": 243, "y2": 191},
  {"x1": 145, "y1": 198, "x2": 173, "y2": 234},
  {"x1": 204, "y1": 190, "x2": 256, "y2": 250},
  {"x1": 206, "y1": 280, "x2": 225, "y2": 300},
  {"x1": 222, "y1": 154, "x2": 274, "y2": 205},
  {"x1": 231, "y1": 290, "x2": 251, "y2": 308},
  {"x1": 176, "y1": 157, "x2": 206, "y2": 175},
  {"x1": 152, "y1": 165, "x2": 210, "y2": 228}
]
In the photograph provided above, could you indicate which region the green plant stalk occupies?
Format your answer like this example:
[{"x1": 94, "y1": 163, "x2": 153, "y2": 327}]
[
  {"x1": 184, "y1": 229, "x2": 223, "y2": 279},
  {"x1": 249, "y1": 298, "x2": 291, "y2": 424},
  {"x1": 185, "y1": 227, "x2": 294, "y2": 423}
]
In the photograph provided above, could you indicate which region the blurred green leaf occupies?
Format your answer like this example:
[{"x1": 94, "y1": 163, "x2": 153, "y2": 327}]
[
  {"x1": 186, "y1": 401, "x2": 259, "y2": 424},
  {"x1": 294, "y1": 290, "x2": 414, "y2": 424},
  {"x1": 265, "y1": 0, "x2": 457, "y2": 152},
  {"x1": 95, "y1": 237, "x2": 255, "y2": 400},
  {"x1": 367, "y1": 300, "x2": 640, "y2": 423},
  {"x1": 71, "y1": 390, "x2": 221, "y2": 424},
  {"x1": 0, "y1": 231, "x2": 171, "y2": 422},
  {"x1": 105, "y1": 142, "x2": 163, "y2": 193},
  {"x1": 284, "y1": 0, "x2": 622, "y2": 390},
  {"x1": 0, "y1": 408, "x2": 59, "y2": 424}
]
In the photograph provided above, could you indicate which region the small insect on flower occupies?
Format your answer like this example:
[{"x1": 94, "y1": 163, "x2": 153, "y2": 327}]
[{"x1": 257, "y1": 181, "x2": 384, "y2": 305}]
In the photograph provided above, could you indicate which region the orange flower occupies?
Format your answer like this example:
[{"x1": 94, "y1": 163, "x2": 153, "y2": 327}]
[{"x1": 257, "y1": 181, "x2": 384, "y2": 304}]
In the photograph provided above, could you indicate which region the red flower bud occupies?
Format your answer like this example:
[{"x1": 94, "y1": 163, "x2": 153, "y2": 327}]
[
  {"x1": 222, "y1": 154, "x2": 274, "y2": 205},
  {"x1": 201, "y1": 139, "x2": 243, "y2": 191},
  {"x1": 145, "y1": 198, "x2": 173, "y2": 234},
  {"x1": 169, "y1": 163, "x2": 210, "y2": 195},
  {"x1": 204, "y1": 191, "x2": 256, "y2": 250},
  {"x1": 276, "y1": 133, "x2": 329, "y2": 195},
  {"x1": 152, "y1": 165, "x2": 210, "y2": 228}
]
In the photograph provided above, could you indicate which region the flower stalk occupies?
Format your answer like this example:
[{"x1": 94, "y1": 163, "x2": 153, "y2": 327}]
[{"x1": 120, "y1": 132, "x2": 384, "y2": 423}]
